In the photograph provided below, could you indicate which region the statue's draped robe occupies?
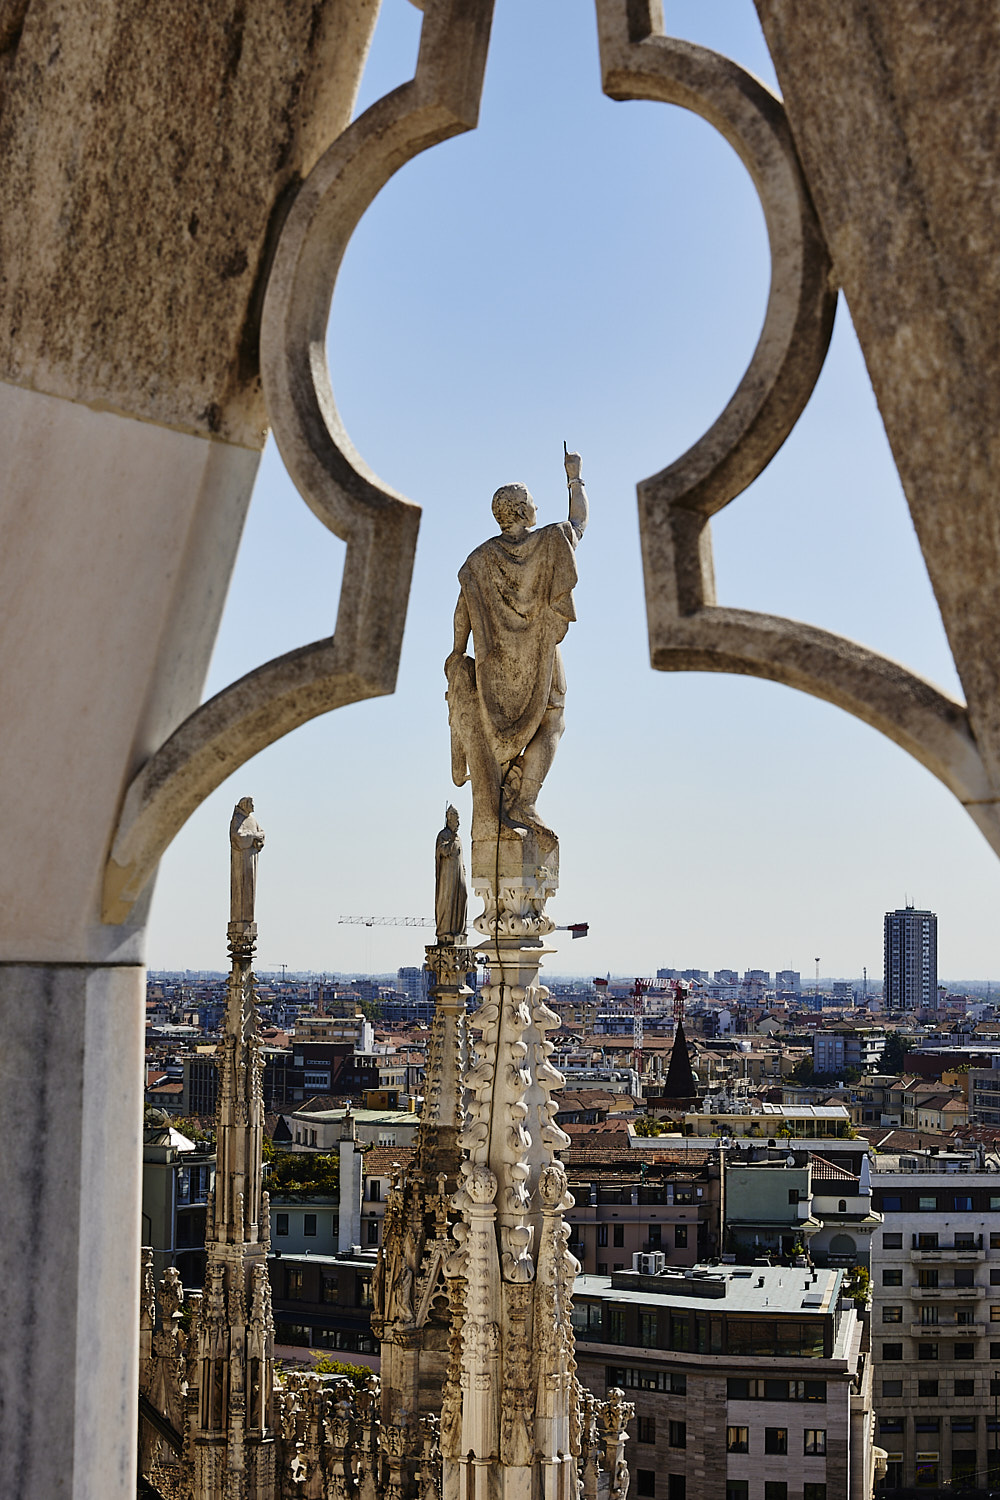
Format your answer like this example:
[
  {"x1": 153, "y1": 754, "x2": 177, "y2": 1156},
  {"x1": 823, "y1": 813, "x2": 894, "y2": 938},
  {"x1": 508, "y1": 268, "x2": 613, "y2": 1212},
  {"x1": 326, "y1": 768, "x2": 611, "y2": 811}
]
[
  {"x1": 435, "y1": 825, "x2": 468, "y2": 940},
  {"x1": 457, "y1": 521, "x2": 578, "y2": 766},
  {"x1": 230, "y1": 807, "x2": 264, "y2": 924}
]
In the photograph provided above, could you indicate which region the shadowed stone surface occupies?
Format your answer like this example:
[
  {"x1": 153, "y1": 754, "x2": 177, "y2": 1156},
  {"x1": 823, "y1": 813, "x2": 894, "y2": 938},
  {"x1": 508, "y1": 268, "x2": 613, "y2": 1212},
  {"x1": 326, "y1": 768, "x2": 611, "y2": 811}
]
[
  {"x1": 0, "y1": 0, "x2": 379, "y2": 446},
  {"x1": 755, "y1": 1, "x2": 1000, "y2": 792}
]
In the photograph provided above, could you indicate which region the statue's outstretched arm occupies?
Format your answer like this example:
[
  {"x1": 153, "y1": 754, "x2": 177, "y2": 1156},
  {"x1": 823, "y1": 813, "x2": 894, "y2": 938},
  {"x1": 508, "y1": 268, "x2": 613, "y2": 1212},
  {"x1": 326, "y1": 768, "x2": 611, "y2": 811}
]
[{"x1": 564, "y1": 448, "x2": 588, "y2": 541}]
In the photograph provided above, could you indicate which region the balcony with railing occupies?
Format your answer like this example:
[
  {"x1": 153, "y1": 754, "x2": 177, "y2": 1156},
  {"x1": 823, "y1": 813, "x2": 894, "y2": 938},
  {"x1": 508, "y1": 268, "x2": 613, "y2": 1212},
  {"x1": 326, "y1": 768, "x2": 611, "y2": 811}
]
[
  {"x1": 906, "y1": 1284, "x2": 985, "y2": 1300},
  {"x1": 910, "y1": 1235, "x2": 984, "y2": 1261}
]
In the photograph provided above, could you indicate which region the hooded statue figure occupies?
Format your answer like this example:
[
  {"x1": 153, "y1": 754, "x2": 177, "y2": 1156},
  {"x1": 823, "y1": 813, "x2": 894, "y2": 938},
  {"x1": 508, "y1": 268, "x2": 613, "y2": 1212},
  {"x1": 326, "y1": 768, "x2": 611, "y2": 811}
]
[
  {"x1": 229, "y1": 797, "x2": 265, "y2": 925},
  {"x1": 445, "y1": 450, "x2": 588, "y2": 849}
]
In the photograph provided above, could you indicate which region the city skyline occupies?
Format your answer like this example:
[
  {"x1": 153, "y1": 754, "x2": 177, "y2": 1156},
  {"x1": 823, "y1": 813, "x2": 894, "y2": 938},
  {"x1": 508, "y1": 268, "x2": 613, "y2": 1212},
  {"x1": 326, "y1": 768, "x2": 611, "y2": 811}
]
[{"x1": 144, "y1": 0, "x2": 1000, "y2": 978}]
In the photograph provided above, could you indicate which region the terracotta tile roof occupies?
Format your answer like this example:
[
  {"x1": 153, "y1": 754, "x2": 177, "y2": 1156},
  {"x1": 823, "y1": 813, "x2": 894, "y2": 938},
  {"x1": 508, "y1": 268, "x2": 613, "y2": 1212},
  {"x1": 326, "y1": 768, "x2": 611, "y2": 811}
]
[
  {"x1": 363, "y1": 1145, "x2": 417, "y2": 1176},
  {"x1": 561, "y1": 1145, "x2": 712, "y2": 1169}
]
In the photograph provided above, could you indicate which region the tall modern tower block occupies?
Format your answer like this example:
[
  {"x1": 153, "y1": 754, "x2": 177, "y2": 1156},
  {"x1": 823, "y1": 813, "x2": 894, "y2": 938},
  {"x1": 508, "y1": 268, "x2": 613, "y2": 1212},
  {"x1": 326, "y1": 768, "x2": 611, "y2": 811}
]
[{"x1": 883, "y1": 905, "x2": 938, "y2": 1010}]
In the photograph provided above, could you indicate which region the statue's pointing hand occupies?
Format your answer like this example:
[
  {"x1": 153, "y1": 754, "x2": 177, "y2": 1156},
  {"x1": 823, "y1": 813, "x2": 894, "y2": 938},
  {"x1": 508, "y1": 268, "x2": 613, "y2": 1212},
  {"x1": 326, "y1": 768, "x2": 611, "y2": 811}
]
[{"x1": 564, "y1": 449, "x2": 582, "y2": 482}]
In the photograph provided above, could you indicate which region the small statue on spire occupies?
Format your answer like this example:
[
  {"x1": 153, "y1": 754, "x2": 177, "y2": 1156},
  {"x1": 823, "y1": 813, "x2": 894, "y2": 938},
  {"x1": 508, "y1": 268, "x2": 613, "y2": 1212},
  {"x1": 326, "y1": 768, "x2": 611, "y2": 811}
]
[
  {"x1": 229, "y1": 797, "x2": 265, "y2": 927},
  {"x1": 435, "y1": 805, "x2": 468, "y2": 942}
]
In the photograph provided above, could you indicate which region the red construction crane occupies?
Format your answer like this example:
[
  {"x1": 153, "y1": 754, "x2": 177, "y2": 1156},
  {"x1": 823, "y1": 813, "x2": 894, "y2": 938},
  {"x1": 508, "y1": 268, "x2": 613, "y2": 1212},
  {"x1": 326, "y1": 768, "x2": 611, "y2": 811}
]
[{"x1": 629, "y1": 984, "x2": 677, "y2": 1080}]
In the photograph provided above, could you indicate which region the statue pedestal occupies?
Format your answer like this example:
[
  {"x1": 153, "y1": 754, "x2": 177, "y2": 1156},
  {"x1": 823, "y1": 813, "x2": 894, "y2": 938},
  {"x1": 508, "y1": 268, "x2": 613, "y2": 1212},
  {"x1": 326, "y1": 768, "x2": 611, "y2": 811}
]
[{"x1": 470, "y1": 828, "x2": 559, "y2": 948}]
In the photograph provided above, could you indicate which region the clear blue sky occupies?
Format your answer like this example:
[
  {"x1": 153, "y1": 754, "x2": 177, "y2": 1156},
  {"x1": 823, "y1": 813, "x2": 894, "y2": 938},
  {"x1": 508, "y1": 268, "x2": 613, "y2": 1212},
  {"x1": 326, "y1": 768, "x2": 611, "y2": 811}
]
[{"x1": 145, "y1": 1, "x2": 1000, "y2": 983}]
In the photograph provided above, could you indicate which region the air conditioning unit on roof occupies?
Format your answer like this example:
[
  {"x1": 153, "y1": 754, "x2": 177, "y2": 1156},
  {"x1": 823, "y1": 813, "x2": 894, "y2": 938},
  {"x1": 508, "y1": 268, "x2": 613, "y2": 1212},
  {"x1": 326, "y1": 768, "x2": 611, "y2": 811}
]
[{"x1": 633, "y1": 1251, "x2": 666, "y2": 1275}]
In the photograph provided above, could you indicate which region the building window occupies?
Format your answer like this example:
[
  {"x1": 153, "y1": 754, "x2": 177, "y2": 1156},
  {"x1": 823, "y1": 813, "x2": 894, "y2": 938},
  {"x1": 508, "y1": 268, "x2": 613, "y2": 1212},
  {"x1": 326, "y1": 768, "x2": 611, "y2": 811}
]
[
  {"x1": 990, "y1": 1270, "x2": 1000, "y2": 1286},
  {"x1": 727, "y1": 1427, "x2": 749, "y2": 1454},
  {"x1": 838, "y1": 1199, "x2": 847, "y2": 1213},
  {"x1": 991, "y1": 1305, "x2": 1000, "y2": 1322},
  {"x1": 882, "y1": 1197, "x2": 902, "y2": 1212},
  {"x1": 674, "y1": 1225, "x2": 688, "y2": 1249},
  {"x1": 356, "y1": 1276, "x2": 373, "y2": 1309},
  {"x1": 764, "y1": 1428, "x2": 787, "y2": 1455},
  {"x1": 883, "y1": 1306, "x2": 903, "y2": 1323},
  {"x1": 918, "y1": 1232, "x2": 938, "y2": 1249},
  {"x1": 321, "y1": 1274, "x2": 338, "y2": 1304},
  {"x1": 919, "y1": 1268, "x2": 938, "y2": 1288},
  {"x1": 640, "y1": 1312, "x2": 658, "y2": 1348},
  {"x1": 955, "y1": 1268, "x2": 975, "y2": 1287},
  {"x1": 917, "y1": 1343, "x2": 938, "y2": 1361},
  {"x1": 914, "y1": 1418, "x2": 940, "y2": 1434},
  {"x1": 918, "y1": 1196, "x2": 937, "y2": 1211},
  {"x1": 287, "y1": 1269, "x2": 304, "y2": 1298},
  {"x1": 992, "y1": 1343, "x2": 1000, "y2": 1360},
  {"x1": 668, "y1": 1477, "x2": 685, "y2": 1500},
  {"x1": 954, "y1": 1343, "x2": 975, "y2": 1359},
  {"x1": 883, "y1": 1269, "x2": 903, "y2": 1286},
  {"x1": 303, "y1": 1214, "x2": 317, "y2": 1237},
  {"x1": 883, "y1": 1232, "x2": 903, "y2": 1248},
  {"x1": 880, "y1": 1419, "x2": 904, "y2": 1434},
  {"x1": 764, "y1": 1486, "x2": 787, "y2": 1500},
  {"x1": 613, "y1": 1224, "x2": 624, "y2": 1248},
  {"x1": 954, "y1": 1380, "x2": 975, "y2": 1397},
  {"x1": 670, "y1": 1315, "x2": 690, "y2": 1351},
  {"x1": 883, "y1": 1344, "x2": 903, "y2": 1361},
  {"x1": 915, "y1": 1462, "x2": 938, "y2": 1490},
  {"x1": 954, "y1": 1195, "x2": 973, "y2": 1211},
  {"x1": 918, "y1": 1381, "x2": 938, "y2": 1397},
  {"x1": 608, "y1": 1309, "x2": 627, "y2": 1344},
  {"x1": 883, "y1": 1381, "x2": 903, "y2": 1397},
  {"x1": 726, "y1": 1484, "x2": 749, "y2": 1500},
  {"x1": 366, "y1": 1219, "x2": 379, "y2": 1244},
  {"x1": 598, "y1": 1225, "x2": 608, "y2": 1247},
  {"x1": 788, "y1": 1189, "x2": 800, "y2": 1204},
  {"x1": 803, "y1": 1488, "x2": 827, "y2": 1500},
  {"x1": 991, "y1": 1233, "x2": 1000, "y2": 1249},
  {"x1": 804, "y1": 1430, "x2": 826, "y2": 1456},
  {"x1": 955, "y1": 1232, "x2": 976, "y2": 1248},
  {"x1": 952, "y1": 1417, "x2": 976, "y2": 1433},
  {"x1": 276, "y1": 1213, "x2": 289, "y2": 1237},
  {"x1": 597, "y1": 1263, "x2": 608, "y2": 1275},
  {"x1": 369, "y1": 1180, "x2": 381, "y2": 1201},
  {"x1": 991, "y1": 1197, "x2": 1000, "y2": 1211},
  {"x1": 637, "y1": 1417, "x2": 656, "y2": 1444},
  {"x1": 956, "y1": 1308, "x2": 975, "y2": 1325},
  {"x1": 637, "y1": 1472, "x2": 656, "y2": 1498},
  {"x1": 920, "y1": 1305, "x2": 939, "y2": 1325},
  {"x1": 668, "y1": 1421, "x2": 686, "y2": 1449}
]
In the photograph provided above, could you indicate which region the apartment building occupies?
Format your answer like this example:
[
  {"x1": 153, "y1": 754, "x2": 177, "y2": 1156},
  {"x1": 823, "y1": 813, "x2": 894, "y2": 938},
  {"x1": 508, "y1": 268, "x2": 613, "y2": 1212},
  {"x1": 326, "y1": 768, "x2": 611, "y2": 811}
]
[
  {"x1": 572, "y1": 1261, "x2": 876, "y2": 1500},
  {"x1": 871, "y1": 1155, "x2": 1000, "y2": 1492},
  {"x1": 562, "y1": 1150, "x2": 721, "y2": 1271}
]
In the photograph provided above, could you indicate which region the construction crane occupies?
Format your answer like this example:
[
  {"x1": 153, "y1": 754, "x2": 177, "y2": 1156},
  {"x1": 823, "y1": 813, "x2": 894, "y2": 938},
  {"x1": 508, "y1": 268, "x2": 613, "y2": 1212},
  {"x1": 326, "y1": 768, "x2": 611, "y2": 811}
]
[
  {"x1": 630, "y1": 977, "x2": 689, "y2": 1080},
  {"x1": 338, "y1": 915, "x2": 435, "y2": 927}
]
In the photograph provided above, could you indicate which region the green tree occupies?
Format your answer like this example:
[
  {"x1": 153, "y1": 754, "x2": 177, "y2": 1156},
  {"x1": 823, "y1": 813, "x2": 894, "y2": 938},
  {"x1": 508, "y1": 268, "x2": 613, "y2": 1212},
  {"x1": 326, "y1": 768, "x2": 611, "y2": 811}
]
[
  {"x1": 632, "y1": 1115, "x2": 667, "y2": 1137},
  {"x1": 791, "y1": 1056, "x2": 814, "y2": 1085},
  {"x1": 267, "y1": 1152, "x2": 339, "y2": 1196},
  {"x1": 880, "y1": 1032, "x2": 912, "y2": 1075}
]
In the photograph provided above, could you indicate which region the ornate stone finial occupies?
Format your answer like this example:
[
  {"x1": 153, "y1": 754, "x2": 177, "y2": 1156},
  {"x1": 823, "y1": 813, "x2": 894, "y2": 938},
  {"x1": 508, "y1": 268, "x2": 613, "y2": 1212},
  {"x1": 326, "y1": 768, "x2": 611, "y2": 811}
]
[
  {"x1": 445, "y1": 449, "x2": 588, "y2": 850},
  {"x1": 435, "y1": 804, "x2": 468, "y2": 941}
]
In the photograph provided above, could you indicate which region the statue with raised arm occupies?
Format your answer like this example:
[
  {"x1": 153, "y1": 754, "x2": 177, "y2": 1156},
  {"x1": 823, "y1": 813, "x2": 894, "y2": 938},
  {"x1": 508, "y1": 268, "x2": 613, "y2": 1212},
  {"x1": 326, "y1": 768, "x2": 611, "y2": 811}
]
[
  {"x1": 435, "y1": 805, "x2": 468, "y2": 942},
  {"x1": 229, "y1": 797, "x2": 265, "y2": 925},
  {"x1": 445, "y1": 448, "x2": 588, "y2": 850}
]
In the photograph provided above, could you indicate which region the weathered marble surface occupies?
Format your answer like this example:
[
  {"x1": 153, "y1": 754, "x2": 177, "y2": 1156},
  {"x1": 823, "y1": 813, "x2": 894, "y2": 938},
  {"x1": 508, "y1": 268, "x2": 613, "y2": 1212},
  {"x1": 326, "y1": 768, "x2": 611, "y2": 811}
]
[
  {"x1": 435, "y1": 806, "x2": 468, "y2": 942},
  {"x1": 447, "y1": 451, "x2": 587, "y2": 851},
  {"x1": 600, "y1": 0, "x2": 1000, "y2": 857},
  {"x1": 0, "y1": 963, "x2": 145, "y2": 1500}
]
